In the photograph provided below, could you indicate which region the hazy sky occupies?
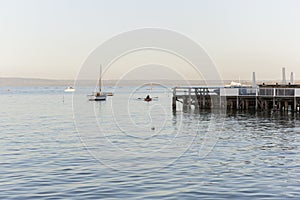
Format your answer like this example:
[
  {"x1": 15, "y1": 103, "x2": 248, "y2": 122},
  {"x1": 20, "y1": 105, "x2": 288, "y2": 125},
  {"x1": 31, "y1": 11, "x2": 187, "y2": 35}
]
[{"x1": 0, "y1": 0, "x2": 300, "y2": 81}]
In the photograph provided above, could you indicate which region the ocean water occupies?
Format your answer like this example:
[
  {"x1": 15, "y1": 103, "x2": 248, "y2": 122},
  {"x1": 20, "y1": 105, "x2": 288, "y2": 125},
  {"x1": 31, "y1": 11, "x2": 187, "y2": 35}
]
[{"x1": 1, "y1": 86, "x2": 300, "y2": 199}]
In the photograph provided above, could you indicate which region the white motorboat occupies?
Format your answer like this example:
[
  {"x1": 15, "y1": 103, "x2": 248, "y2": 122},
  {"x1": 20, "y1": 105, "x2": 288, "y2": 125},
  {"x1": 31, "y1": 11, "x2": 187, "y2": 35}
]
[
  {"x1": 225, "y1": 81, "x2": 251, "y2": 88},
  {"x1": 64, "y1": 86, "x2": 75, "y2": 92}
]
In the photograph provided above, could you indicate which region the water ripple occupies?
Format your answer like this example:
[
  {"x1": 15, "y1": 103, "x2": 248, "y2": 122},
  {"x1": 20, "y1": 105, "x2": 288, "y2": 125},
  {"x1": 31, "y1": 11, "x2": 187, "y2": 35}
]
[{"x1": 0, "y1": 87, "x2": 300, "y2": 199}]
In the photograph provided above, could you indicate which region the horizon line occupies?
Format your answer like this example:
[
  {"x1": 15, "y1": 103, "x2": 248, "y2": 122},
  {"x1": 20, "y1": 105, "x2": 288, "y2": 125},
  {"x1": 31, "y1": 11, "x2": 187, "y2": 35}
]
[{"x1": 0, "y1": 76, "x2": 297, "y2": 82}]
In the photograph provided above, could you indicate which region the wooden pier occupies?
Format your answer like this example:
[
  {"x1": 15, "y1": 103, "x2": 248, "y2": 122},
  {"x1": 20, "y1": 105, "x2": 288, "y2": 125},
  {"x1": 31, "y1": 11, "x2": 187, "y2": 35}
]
[{"x1": 172, "y1": 84, "x2": 300, "y2": 112}]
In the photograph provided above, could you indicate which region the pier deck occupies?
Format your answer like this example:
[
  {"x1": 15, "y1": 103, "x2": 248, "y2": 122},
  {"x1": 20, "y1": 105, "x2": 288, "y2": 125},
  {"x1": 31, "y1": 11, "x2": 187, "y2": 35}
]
[{"x1": 172, "y1": 85, "x2": 300, "y2": 112}]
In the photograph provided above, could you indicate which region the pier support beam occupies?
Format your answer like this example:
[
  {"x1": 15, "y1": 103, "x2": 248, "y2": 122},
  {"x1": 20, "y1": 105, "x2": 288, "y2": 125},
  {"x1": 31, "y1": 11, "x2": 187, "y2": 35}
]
[
  {"x1": 183, "y1": 97, "x2": 188, "y2": 110},
  {"x1": 264, "y1": 100, "x2": 268, "y2": 110},
  {"x1": 255, "y1": 97, "x2": 258, "y2": 110},
  {"x1": 285, "y1": 101, "x2": 288, "y2": 112},
  {"x1": 172, "y1": 96, "x2": 176, "y2": 111},
  {"x1": 279, "y1": 102, "x2": 282, "y2": 111},
  {"x1": 172, "y1": 97, "x2": 176, "y2": 111},
  {"x1": 172, "y1": 88, "x2": 177, "y2": 111},
  {"x1": 188, "y1": 88, "x2": 191, "y2": 109},
  {"x1": 245, "y1": 99, "x2": 249, "y2": 110}
]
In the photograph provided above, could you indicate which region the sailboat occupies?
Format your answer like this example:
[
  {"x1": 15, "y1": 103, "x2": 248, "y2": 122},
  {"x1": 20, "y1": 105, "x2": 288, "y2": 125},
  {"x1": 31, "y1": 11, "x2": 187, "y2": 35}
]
[{"x1": 88, "y1": 65, "x2": 107, "y2": 101}]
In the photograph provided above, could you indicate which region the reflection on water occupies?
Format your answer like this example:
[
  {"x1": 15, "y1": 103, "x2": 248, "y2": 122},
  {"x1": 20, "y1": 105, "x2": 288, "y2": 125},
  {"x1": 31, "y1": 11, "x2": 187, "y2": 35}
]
[{"x1": 0, "y1": 86, "x2": 299, "y2": 199}]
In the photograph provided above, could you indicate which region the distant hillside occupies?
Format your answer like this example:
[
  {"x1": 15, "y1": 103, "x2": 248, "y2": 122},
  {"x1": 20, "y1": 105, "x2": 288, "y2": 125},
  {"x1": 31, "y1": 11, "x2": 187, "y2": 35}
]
[
  {"x1": 0, "y1": 77, "x2": 293, "y2": 87},
  {"x1": 0, "y1": 77, "x2": 75, "y2": 86},
  {"x1": 0, "y1": 78, "x2": 224, "y2": 86}
]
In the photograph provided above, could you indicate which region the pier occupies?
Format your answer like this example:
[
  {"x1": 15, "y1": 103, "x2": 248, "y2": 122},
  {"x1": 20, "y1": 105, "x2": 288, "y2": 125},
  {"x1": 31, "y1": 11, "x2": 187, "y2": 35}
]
[{"x1": 172, "y1": 84, "x2": 300, "y2": 112}]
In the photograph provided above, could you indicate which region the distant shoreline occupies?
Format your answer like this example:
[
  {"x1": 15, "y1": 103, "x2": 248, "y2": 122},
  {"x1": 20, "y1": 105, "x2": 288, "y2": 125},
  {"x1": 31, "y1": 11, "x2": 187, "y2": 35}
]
[
  {"x1": 0, "y1": 77, "x2": 295, "y2": 87},
  {"x1": 0, "y1": 77, "x2": 75, "y2": 87}
]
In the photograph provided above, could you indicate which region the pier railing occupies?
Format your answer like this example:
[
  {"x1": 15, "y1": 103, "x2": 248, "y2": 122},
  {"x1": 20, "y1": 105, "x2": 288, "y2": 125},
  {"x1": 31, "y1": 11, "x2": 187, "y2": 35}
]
[
  {"x1": 173, "y1": 86, "x2": 220, "y2": 96},
  {"x1": 221, "y1": 88, "x2": 300, "y2": 97}
]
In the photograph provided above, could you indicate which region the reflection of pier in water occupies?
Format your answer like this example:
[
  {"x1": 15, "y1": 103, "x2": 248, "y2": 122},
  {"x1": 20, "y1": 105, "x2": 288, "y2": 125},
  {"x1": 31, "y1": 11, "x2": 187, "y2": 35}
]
[{"x1": 172, "y1": 84, "x2": 300, "y2": 113}]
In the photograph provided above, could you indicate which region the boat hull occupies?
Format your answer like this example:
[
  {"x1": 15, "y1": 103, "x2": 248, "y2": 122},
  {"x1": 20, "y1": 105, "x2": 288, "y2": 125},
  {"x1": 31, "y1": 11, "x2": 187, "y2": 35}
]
[
  {"x1": 89, "y1": 94, "x2": 106, "y2": 101},
  {"x1": 64, "y1": 89, "x2": 75, "y2": 92},
  {"x1": 89, "y1": 95, "x2": 106, "y2": 101}
]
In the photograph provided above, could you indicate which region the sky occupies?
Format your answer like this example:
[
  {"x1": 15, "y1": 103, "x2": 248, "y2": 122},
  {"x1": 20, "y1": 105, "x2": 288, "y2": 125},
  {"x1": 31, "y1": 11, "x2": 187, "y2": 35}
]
[{"x1": 0, "y1": 0, "x2": 300, "y2": 81}]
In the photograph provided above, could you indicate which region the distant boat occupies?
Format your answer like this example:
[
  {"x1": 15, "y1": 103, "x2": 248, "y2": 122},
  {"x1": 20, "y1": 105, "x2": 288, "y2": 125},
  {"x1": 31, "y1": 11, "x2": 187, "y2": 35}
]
[
  {"x1": 104, "y1": 92, "x2": 114, "y2": 96},
  {"x1": 225, "y1": 81, "x2": 249, "y2": 88},
  {"x1": 89, "y1": 92, "x2": 106, "y2": 101},
  {"x1": 64, "y1": 86, "x2": 75, "y2": 92},
  {"x1": 144, "y1": 94, "x2": 152, "y2": 102},
  {"x1": 144, "y1": 83, "x2": 153, "y2": 101},
  {"x1": 88, "y1": 65, "x2": 107, "y2": 101}
]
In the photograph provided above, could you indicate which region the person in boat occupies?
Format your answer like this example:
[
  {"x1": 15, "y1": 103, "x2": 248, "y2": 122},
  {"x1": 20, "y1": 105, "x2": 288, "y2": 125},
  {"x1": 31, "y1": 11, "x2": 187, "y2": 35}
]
[{"x1": 145, "y1": 95, "x2": 151, "y2": 101}]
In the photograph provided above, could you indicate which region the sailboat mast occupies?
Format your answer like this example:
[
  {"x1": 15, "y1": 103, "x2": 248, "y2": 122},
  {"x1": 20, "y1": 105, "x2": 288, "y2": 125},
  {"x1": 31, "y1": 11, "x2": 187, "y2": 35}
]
[{"x1": 99, "y1": 65, "x2": 102, "y2": 93}]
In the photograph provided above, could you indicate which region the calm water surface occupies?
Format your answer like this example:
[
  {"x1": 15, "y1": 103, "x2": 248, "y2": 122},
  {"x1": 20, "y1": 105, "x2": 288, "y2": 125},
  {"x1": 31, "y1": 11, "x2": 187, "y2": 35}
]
[{"x1": 0, "y1": 86, "x2": 299, "y2": 199}]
